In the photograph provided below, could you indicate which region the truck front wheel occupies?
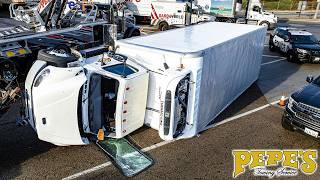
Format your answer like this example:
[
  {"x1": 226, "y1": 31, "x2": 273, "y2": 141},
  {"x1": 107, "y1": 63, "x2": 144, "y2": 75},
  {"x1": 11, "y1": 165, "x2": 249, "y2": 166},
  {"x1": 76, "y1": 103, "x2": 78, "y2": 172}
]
[
  {"x1": 269, "y1": 42, "x2": 276, "y2": 52},
  {"x1": 287, "y1": 51, "x2": 297, "y2": 63},
  {"x1": 259, "y1": 21, "x2": 270, "y2": 29},
  {"x1": 158, "y1": 22, "x2": 169, "y2": 31},
  {"x1": 225, "y1": 18, "x2": 235, "y2": 23}
]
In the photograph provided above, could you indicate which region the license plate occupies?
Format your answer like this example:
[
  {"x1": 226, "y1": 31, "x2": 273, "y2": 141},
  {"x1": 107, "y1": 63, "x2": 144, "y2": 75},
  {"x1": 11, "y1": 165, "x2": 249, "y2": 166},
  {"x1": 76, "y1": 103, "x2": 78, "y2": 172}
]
[{"x1": 304, "y1": 127, "x2": 318, "y2": 138}]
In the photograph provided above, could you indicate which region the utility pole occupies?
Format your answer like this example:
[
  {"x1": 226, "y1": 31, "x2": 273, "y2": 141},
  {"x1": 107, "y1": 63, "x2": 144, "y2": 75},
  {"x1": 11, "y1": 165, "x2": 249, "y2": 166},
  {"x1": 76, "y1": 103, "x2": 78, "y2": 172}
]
[{"x1": 314, "y1": 0, "x2": 320, "y2": 19}]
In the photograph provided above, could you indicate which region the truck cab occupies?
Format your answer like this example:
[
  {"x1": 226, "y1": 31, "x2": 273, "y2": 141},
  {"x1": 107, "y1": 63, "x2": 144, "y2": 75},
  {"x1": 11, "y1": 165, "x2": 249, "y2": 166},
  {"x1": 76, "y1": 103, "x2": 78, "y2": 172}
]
[
  {"x1": 24, "y1": 47, "x2": 149, "y2": 146},
  {"x1": 24, "y1": 41, "x2": 194, "y2": 145},
  {"x1": 247, "y1": 0, "x2": 277, "y2": 29}
]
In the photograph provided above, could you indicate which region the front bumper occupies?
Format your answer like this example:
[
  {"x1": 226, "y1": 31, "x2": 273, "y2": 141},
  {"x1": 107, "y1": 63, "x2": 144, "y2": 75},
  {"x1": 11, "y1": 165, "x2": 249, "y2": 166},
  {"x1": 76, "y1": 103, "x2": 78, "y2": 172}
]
[
  {"x1": 295, "y1": 51, "x2": 320, "y2": 63},
  {"x1": 283, "y1": 107, "x2": 320, "y2": 137}
]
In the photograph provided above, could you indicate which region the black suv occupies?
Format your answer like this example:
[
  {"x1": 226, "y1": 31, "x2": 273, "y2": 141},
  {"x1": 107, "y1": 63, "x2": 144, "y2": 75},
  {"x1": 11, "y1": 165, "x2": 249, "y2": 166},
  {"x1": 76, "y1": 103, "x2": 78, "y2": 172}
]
[
  {"x1": 269, "y1": 27, "x2": 320, "y2": 63},
  {"x1": 282, "y1": 75, "x2": 320, "y2": 138}
]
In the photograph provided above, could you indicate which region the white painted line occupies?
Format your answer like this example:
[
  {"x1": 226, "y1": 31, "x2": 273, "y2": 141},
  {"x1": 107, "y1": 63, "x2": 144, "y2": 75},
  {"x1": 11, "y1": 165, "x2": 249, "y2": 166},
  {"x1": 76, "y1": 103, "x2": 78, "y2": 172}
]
[
  {"x1": 204, "y1": 99, "x2": 280, "y2": 131},
  {"x1": 63, "y1": 140, "x2": 175, "y2": 180},
  {"x1": 63, "y1": 162, "x2": 113, "y2": 180},
  {"x1": 261, "y1": 58, "x2": 286, "y2": 66},
  {"x1": 262, "y1": 54, "x2": 285, "y2": 58},
  {"x1": 63, "y1": 98, "x2": 283, "y2": 180}
]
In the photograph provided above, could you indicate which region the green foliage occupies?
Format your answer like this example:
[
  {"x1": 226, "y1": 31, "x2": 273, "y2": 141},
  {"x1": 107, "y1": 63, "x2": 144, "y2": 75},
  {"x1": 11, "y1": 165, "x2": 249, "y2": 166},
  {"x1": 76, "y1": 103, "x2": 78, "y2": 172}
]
[{"x1": 242, "y1": 0, "x2": 318, "y2": 10}]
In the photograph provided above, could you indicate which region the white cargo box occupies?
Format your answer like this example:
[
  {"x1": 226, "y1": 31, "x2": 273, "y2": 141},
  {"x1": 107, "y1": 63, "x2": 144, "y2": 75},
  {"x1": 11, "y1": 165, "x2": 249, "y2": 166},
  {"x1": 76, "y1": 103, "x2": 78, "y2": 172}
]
[{"x1": 116, "y1": 22, "x2": 266, "y2": 139}]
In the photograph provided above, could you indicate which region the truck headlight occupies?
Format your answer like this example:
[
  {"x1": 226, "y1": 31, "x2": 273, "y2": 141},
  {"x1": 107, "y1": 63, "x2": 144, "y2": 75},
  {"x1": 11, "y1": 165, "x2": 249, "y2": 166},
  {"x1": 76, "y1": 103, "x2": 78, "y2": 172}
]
[
  {"x1": 34, "y1": 69, "x2": 50, "y2": 87},
  {"x1": 287, "y1": 96, "x2": 295, "y2": 110},
  {"x1": 296, "y1": 48, "x2": 309, "y2": 54}
]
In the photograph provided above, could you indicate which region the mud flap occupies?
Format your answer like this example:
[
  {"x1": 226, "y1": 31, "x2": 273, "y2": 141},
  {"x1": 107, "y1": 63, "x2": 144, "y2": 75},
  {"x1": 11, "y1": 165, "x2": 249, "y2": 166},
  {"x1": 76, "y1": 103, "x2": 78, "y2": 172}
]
[{"x1": 96, "y1": 138, "x2": 153, "y2": 177}]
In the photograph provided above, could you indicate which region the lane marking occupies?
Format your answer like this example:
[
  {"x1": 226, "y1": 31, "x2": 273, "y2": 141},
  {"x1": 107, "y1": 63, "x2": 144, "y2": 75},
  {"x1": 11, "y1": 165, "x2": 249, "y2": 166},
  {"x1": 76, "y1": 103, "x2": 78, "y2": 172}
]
[
  {"x1": 63, "y1": 99, "x2": 281, "y2": 180},
  {"x1": 204, "y1": 99, "x2": 280, "y2": 131},
  {"x1": 261, "y1": 58, "x2": 286, "y2": 66},
  {"x1": 63, "y1": 140, "x2": 176, "y2": 180},
  {"x1": 262, "y1": 54, "x2": 285, "y2": 58},
  {"x1": 63, "y1": 162, "x2": 113, "y2": 180}
]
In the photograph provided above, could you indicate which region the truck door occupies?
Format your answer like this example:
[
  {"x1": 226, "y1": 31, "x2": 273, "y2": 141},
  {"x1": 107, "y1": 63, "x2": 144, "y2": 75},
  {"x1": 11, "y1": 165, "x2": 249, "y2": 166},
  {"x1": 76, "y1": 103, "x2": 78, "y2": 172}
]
[
  {"x1": 248, "y1": 5, "x2": 262, "y2": 21},
  {"x1": 273, "y1": 30, "x2": 283, "y2": 49},
  {"x1": 30, "y1": 65, "x2": 88, "y2": 146},
  {"x1": 273, "y1": 30, "x2": 289, "y2": 53},
  {"x1": 117, "y1": 70, "x2": 149, "y2": 138}
]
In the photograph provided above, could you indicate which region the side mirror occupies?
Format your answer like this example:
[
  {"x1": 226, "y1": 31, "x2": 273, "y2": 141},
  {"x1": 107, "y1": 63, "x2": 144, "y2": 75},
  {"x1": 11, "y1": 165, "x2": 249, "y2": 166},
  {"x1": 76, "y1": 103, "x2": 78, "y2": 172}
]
[
  {"x1": 306, "y1": 75, "x2": 314, "y2": 83},
  {"x1": 284, "y1": 35, "x2": 290, "y2": 42}
]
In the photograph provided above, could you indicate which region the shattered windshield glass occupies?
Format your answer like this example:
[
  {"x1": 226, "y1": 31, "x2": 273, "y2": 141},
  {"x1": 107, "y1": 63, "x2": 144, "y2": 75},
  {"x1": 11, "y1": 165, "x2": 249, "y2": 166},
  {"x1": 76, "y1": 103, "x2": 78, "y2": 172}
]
[{"x1": 96, "y1": 138, "x2": 153, "y2": 177}]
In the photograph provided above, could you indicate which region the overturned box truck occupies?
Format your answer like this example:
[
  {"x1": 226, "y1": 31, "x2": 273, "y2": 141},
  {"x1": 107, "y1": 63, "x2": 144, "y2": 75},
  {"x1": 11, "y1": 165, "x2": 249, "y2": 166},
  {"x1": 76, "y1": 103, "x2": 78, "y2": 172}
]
[{"x1": 24, "y1": 22, "x2": 266, "y2": 146}]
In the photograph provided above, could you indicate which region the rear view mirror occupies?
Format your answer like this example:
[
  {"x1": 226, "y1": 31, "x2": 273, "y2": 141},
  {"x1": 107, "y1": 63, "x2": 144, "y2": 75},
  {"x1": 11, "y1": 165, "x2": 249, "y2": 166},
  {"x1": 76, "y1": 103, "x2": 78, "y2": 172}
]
[{"x1": 306, "y1": 75, "x2": 314, "y2": 83}]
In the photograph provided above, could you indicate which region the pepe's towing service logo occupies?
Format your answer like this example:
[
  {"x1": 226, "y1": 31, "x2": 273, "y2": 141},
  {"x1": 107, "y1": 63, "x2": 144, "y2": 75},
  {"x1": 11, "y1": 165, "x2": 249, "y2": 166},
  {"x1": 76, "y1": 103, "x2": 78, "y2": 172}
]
[{"x1": 232, "y1": 149, "x2": 318, "y2": 178}]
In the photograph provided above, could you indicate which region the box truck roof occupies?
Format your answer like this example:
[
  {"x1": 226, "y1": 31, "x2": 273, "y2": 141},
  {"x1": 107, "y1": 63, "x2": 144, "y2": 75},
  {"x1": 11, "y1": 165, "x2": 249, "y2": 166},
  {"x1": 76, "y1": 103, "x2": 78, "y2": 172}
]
[{"x1": 118, "y1": 22, "x2": 265, "y2": 54}]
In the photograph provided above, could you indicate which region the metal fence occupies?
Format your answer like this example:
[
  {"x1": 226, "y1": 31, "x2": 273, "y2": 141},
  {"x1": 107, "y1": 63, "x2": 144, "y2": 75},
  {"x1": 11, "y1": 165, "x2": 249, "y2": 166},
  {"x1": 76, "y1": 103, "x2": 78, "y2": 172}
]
[{"x1": 262, "y1": 0, "x2": 318, "y2": 11}]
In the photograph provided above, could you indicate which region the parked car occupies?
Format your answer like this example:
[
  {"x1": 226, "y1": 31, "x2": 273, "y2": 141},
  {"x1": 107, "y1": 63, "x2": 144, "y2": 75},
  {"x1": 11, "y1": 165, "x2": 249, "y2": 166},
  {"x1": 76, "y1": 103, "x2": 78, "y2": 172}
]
[
  {"x1": 282, "y1": 75, "x2": 320, "y2": 138},
  {"x1": 269, "y1": 27, "x2": 320, "y2": 63}
]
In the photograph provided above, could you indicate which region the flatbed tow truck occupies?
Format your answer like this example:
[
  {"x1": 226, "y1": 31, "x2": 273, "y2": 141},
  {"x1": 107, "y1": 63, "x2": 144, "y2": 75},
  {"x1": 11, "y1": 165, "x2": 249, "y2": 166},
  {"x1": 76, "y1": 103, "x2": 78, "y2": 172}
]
[
  {"x1": 0, "y1": 0, "x2": 140, "y2": 111},
  {"x1": 0, "y1": 16, "x2": 154, "y2": 180}
]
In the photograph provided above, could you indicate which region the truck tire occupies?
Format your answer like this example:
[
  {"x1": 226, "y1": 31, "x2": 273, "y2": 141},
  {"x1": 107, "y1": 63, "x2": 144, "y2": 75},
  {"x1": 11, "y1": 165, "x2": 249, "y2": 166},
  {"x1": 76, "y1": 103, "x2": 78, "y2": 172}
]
[
  {"x1": 158, "y1": 22, "x2": 169, "y2": 31},
  {"x1": 281, "y1": 116, "x2": 294, "y2": 131},
  {"x1": 37, "y1": 45, "x2": 78, "y2": 67},
  {"x1": 225, "y1": 18, "x2": 234, "y2": 23},
  {"x1": 269, "y1": 42, "x2": 276, "y2": 52},
  {"x1": 124, "y1": 28, "x2": 140, "y2": 39},
  {"x1": 131, "y1": 29, "x2": 140, "y2": 37},
  {"x1": 259, "y1": 21, "x2": 270, "y2": 29},
  {"x1": 286, "y1": 51, "x2": 297, "y2": 63}
]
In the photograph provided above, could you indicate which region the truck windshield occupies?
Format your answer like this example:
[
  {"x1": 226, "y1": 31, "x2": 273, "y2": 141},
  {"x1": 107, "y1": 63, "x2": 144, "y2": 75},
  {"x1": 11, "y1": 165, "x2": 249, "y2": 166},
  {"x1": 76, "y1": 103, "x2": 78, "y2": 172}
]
[
  {"x1": 291, "y1": 35, "x2": 318, "y2": 44},
  {"x1": 103, "y1": 64, "x2": 138, "y2": 76}
]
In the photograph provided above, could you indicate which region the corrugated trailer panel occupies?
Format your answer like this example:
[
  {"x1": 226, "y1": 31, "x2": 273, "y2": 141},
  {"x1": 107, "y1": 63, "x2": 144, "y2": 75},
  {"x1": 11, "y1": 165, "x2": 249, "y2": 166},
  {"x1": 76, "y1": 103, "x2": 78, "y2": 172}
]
[
  {"x1": 116, "y1": 22, "x2": 266, "y2": 138},
  {"x1": 197, "y1": 26, "x2": 266, "y2": 132}
]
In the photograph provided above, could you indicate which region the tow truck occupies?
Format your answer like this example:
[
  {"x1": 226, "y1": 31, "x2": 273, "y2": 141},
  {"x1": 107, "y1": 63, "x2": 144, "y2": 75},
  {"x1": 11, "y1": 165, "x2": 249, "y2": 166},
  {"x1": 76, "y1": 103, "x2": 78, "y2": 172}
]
[{"x1": 0, "y1": 0, "x2": 140, "y2": 111}]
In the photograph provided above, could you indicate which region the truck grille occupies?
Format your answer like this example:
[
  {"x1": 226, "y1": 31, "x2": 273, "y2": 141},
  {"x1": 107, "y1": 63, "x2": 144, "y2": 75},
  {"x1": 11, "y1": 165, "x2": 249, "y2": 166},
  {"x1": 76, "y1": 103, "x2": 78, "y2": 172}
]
[
  {"x1": 292, "y1": 102, "x2": 320, "y2": 128},
  {"x1": 311, "y1": 50, "x2": 320, "y2": 56},
  {"x1": 296, "y1": 103, "x2": 320, "y2": 116}
]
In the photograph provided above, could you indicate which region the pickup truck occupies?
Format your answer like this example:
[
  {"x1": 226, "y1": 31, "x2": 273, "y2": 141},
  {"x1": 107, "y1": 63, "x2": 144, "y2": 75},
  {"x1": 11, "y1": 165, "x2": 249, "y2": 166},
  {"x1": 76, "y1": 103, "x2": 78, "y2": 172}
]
[{"x1": 282, "y1": 75, "x2": 320, "y2": 139}]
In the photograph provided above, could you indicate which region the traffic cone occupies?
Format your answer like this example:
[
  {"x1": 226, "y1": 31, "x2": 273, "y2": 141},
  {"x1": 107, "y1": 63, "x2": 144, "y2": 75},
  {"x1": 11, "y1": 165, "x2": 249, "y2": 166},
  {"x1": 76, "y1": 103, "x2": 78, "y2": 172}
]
[
  {"x1": 97, "y1": 129, "x2": 104, "y2": 141},
  {"x1": 279, "y1": 96, "x2": 286, "y2": 106}
]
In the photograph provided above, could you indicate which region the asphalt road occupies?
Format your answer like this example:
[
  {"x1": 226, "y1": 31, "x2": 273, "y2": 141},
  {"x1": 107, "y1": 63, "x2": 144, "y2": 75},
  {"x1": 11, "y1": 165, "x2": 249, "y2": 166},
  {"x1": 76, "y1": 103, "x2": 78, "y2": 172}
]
[{"x1": 0, "y1": 21, "x2": 320, "y2": 179}]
